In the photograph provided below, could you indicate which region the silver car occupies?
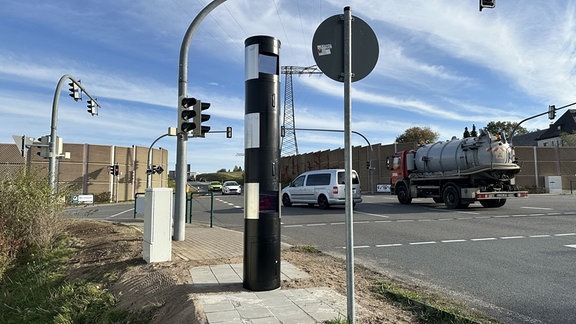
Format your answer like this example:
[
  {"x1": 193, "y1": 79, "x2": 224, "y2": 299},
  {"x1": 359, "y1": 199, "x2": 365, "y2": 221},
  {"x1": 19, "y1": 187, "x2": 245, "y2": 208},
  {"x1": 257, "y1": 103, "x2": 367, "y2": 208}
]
[{"x1": 222, "y1": 181, "x2": 242, "y2": 195}]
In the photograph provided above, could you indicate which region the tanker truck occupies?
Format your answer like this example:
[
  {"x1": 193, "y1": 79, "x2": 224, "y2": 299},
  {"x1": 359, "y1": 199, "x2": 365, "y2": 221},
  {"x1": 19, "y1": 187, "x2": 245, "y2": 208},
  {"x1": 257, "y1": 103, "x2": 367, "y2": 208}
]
[{"x1": 388, "y1": 128, "x2": 527, "y2": 208}]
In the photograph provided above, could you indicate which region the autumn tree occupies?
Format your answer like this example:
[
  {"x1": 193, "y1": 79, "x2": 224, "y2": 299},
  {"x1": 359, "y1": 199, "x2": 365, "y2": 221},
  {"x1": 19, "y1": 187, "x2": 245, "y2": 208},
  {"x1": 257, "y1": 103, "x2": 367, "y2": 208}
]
[
  {"x1": 395, "y1": 126, "x2": 439, "y2": 144},
  {"x1": 560, "y1": 131, "x2": 576, "y2": 146},
  {"x1": 485, "y1": 121, "x2": 528, "y2": 137}
]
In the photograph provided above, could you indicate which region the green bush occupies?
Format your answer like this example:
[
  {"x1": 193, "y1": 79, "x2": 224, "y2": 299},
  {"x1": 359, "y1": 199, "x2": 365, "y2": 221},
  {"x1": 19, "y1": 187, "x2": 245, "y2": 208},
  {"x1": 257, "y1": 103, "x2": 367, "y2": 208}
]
[{"x1": 0, "y1": 169, "x2": 67, "y2": 280}]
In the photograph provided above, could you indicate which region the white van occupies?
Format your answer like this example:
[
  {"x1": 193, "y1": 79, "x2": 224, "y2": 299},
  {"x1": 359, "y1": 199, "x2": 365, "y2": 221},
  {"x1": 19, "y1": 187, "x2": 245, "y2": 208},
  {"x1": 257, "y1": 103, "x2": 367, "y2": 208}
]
[{"x1": 281, "y1": 169, "x2": 362, "y2": 209}]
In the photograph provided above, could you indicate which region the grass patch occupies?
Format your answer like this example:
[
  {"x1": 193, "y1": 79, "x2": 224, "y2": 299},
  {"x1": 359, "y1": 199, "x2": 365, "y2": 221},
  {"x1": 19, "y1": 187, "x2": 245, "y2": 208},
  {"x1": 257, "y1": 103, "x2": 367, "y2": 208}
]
[
  {"x1": 372, "y1": 281, "x2": 498, "y2": 323},
  {"x1": 290, "y1": 245, "x2": 322, "y2": 254},
  {"x1": 0, "y1": 235, "x2": 151, "y2": 324}
]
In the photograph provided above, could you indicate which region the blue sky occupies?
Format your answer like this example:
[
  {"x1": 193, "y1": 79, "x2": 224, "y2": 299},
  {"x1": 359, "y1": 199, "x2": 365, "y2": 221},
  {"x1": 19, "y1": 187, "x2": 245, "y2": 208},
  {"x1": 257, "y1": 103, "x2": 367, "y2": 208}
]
[{"x1": 2, "y1": 1, "x2": 576, "y2": 173}]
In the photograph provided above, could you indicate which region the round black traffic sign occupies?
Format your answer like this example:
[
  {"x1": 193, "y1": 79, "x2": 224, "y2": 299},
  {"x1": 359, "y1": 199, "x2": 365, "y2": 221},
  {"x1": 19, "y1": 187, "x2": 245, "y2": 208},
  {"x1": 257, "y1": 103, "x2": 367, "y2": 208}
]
[{"x1": 312, "y1": 13, "x2": 379, "y2": 82}]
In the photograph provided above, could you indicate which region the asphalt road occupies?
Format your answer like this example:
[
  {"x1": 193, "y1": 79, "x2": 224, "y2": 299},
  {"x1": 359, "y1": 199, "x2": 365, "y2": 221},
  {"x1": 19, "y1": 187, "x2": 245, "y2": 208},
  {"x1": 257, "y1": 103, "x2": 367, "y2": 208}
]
[{"x1": 70, "y1": 193, "x2": 576, "y2": 323}]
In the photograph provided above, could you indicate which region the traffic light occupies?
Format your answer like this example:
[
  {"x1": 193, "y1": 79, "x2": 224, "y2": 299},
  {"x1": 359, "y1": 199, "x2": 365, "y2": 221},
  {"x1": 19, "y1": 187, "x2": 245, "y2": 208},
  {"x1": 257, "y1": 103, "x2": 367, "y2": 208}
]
[
  {"x1": 87, "y1": 100, "x2": 98, "y2": 116},
  {"x1": 548, "y1": 105, "x2": 556, "y2": 120},
  {"x1": 69, "y1": 81, "x2": 81, "y2": 101},
  {"x1": 109, "y1": 164, "x2": 119, "y2": 176},
  {"x1": 192, "y1": 100, "x2": 211, "y2": 138},
  {"x1": 226, "y1": 126, "x2": 232, "y2": 138},
  {"x1": 366, "y1": 161, "x2": 370, "y2": 169},
  {"x1": 179, "y1": 97, "x2": 198, "y2": 133},
  {"x1": 37, "y1": 135, "x2": 50, "y2": 158},
  {"x1": 479, "y1": 0, "x2": 495, "y2": 11}
]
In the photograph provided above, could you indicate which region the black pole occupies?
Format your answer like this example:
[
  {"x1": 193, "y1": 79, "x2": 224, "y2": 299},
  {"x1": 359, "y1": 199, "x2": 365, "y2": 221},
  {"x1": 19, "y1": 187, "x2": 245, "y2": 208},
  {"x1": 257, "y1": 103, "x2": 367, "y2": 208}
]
[{"x1": 243, "y1": 35, "x2": 281, "y2": 291}]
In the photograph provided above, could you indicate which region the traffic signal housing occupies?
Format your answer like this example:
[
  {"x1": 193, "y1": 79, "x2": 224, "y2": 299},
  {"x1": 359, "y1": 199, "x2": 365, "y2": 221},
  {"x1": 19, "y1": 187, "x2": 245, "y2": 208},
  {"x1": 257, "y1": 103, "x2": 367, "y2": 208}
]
[
  {"x1": 548, "y1": 105, "x2": 556, "y2": 120},
  {"x1": 87, "y1": 100, "x2": 98, "y2": 116},
  {"x1": 69, "y1": 81, "x2": 81, "y2": 101},
  {"x1": 226, "y1": 126, "x2": 232, "y2": 138},
  {"x1": 179, "y1": 97, "x2": 198, "y2": 133},
  {"x1": 37, "y1": 135, "x2": 50, "y2": 158},
  {"x1": 479, "y1": 0, "x2": 495, "y2": 11},
  {"x1": 192, "y1": 100, "x2": 211, "y2": 138},
  {"x1": 109, "y1": 164, "x2": 119, "y2": 176}
]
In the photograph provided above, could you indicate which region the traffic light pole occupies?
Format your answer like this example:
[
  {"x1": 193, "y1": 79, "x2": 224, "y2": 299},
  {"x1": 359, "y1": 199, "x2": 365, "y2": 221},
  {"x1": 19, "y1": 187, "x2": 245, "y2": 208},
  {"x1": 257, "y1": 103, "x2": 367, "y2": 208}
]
[
  {"x1": 49, "y1": 74, "x2": 99, "y2": 193},
  {"x1": 175, "y1": 0, "x2": 227, "y2": 241},
  {"x1": 510, "y1": 101, "x2": 576, "y2": 144}
]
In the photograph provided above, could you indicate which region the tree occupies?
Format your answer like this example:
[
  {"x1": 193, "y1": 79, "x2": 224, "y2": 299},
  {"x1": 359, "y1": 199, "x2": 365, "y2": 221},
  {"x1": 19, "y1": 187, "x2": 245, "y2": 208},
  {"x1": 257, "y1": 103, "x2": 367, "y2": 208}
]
[
  {"x1": 485, "y1": 121, "x2": 528, "y2": 137},
  {"x1": 395, "y1": 126, "x2": 439, "y2": 144},
  {"x1": 560, "y1": 131, "x2": 576, "y2": 146}
]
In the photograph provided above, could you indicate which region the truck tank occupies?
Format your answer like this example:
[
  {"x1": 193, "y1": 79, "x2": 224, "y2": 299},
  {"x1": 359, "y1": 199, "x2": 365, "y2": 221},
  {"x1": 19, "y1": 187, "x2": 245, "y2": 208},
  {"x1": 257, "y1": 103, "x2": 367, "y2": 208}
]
[{"x1": 413, "y1": 129, "x2": 520, "y2": 176}]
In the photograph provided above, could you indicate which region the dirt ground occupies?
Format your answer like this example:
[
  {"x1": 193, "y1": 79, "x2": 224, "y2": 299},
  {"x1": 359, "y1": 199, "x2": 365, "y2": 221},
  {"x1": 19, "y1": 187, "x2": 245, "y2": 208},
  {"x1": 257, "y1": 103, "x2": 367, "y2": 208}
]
[{"x1": 64, "y1": 219, "x2": 418, "y2": 323}]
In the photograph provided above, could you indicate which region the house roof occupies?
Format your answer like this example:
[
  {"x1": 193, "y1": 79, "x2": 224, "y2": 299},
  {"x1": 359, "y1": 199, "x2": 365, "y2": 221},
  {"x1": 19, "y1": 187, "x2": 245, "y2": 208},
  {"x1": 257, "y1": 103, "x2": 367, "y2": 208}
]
[
  {"x1": 537, "y1": 109, "x2": 576, "y2": 140},
  {"x1": 512, "y1": 129, "x2": 546, "y2": 146}
]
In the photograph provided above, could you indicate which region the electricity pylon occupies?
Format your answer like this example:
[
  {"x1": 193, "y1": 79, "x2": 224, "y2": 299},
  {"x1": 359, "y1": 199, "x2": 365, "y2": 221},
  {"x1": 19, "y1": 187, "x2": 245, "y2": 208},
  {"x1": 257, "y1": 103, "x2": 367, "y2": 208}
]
[{"x1": 280, "y1": 65, "x2": 322, "y2": 157}]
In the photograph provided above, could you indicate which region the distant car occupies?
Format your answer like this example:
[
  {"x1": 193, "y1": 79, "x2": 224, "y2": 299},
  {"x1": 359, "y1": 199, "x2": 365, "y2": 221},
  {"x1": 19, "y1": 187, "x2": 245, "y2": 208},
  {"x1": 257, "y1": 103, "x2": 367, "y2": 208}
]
[
  {"x1": 208, "y1": 181, "x2": 222, "y2": 191},
  {"x1": 222, "y1": 181, "x2": 242, "y2": 195}
]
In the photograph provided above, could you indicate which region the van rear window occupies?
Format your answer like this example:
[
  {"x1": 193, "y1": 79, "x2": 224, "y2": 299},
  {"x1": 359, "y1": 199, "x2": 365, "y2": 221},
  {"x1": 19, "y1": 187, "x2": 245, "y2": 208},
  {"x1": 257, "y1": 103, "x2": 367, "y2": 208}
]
[
  {"x1": 337, "y1": 172, "x2": 360, "y2": 184},
  {"x1": 306, "y1": 174, "x2": 331, "y2": 186}
]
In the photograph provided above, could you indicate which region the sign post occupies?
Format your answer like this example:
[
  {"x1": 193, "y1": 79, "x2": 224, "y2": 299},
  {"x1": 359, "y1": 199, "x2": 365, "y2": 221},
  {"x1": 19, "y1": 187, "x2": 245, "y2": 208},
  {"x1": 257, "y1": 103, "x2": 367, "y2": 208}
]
[{"x1": 312, "y1": 7, "x2": 379, "y2": 323}]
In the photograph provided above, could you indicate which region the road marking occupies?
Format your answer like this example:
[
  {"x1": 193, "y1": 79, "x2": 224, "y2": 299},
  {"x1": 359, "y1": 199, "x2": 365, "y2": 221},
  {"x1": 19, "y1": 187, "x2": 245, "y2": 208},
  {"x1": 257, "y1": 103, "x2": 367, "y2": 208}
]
[
  {"x1": 500, "y1": 236, "x2": 525, "y2": 240},
  {"x1": 281, "y1": 211, "x2": 576, "y2": 229},
  {"x1": 522, "y1": 206, "x2": 553, "y2": 210},
  {"x1": 441, "y1": 239, "x2": 467, "y2": 243},
  {"x1": 471, "y1": 237, "x2": 497, "y2": 241},
  {"x1": 529, "y1": 234, "x2": 551, "y2": 238},
  {"x1": 354, "y1": 211, "x2": 389, "y2": 218},
  {"x1": 376, "y1": 243, "x2": 403, "y2": 247},
  {"x1": 409, "y1": 241, "x2": 437, "y2": 245},
  {"x1": 107, "y1": 208, "x2": 134, "y2": 218},
  {"x1": 565, "y1": 244, "x2": 576, "y2": 249},
  {"x1": 554, "y1": 233, "x2": 576, "y2": 237},
  {"x1": 284, "y1": 224, "x2": 303, "y2": 228}
]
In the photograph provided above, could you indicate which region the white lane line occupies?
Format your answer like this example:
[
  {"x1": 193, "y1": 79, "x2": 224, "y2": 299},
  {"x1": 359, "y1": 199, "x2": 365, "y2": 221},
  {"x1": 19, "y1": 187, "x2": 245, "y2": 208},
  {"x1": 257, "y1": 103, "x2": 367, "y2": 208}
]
[
  {"x1": 354, "y1": 211, "x2": 390, "y2": 219},
  {"x1": 107, "y1": 208, "x2": 134, "y2": 218},
  {"x1": 409, "y1": 241, "x2": 437, "y2": 245},
  {"x1": 554, "y1": 233, "x2": 576, "y2": 237},
  {"x1": 471, "y1": 237, "x2": 497, "y2": 241},
  {"x1": 565, "y1": 244, "x2": 576, "y2": 249},
  {"x1": 529, "y1": 234, "x2": 551, "y2": 238},
  {"x1": 331, "y1": 222, "x2": 345, "y2": 225},
  {"x1": 284, "y1": 224, "x2": 303, "y2": 228},
  {"x1": 500, "y1": 236, "x2": 525, "y2": 240},
  {"x1": 522, "y1": 206, "x2": 553, "y2": 210},
  {"x1": 307, "y1": 223, "x2": 326, "y2": 227},
  {"x1": 441, "y1": 239, "x2": 467, "y2": 243},
  {"x1": 376, "y1": 243, "x2": 403, "y2": 247}
]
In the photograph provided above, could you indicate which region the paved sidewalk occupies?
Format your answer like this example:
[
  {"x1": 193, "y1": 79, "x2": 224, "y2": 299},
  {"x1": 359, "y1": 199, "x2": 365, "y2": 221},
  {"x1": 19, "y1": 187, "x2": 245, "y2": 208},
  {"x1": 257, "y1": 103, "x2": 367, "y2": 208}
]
[{"x1": 170, "y1": 222, "x2": 349, "y2": 323}]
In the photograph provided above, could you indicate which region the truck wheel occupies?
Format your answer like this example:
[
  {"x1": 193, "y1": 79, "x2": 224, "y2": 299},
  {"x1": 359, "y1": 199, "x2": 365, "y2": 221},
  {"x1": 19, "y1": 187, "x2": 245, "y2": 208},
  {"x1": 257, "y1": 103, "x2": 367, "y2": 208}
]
[
  {"x1": 443, "y1": 185, "x2": 462, "y2": 209},
  {"x1": 397, "y1": 185, "x2": 412, "y2": 204},
  {"x1": 318, "y1": 195, "x2": 329, "y2": 209},
  {"x1": 480, "y1": 199, "x2": 506, "y2": 208},
  {"x1": 282, "y1": 193, "x2": 292, "y2": 207}
]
